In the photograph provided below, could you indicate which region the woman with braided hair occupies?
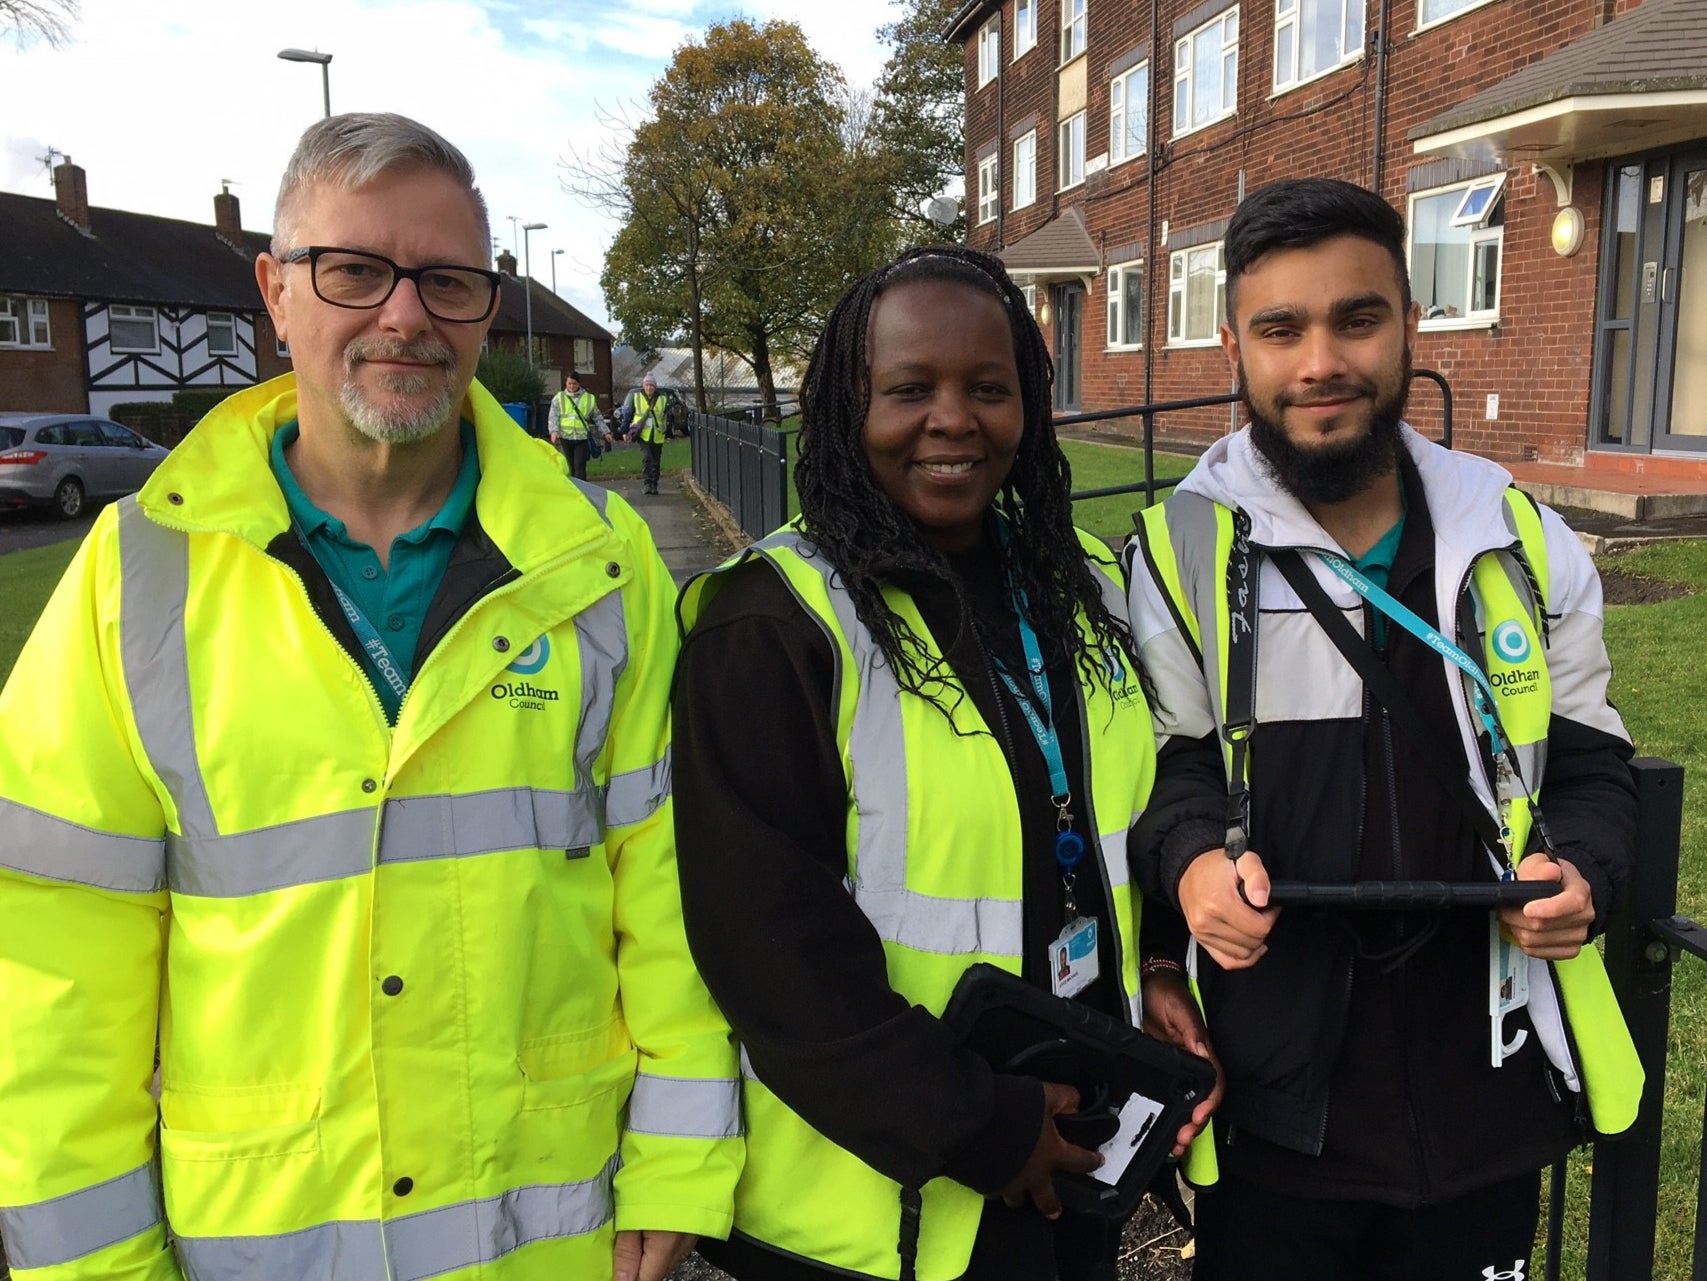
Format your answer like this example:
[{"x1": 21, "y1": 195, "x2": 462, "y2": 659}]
[{"x1": 673, "y1": 246, "x2": 1217, "y2": 1281}]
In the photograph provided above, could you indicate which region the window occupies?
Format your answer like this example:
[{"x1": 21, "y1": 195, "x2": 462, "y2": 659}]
[
  {"x1": 97, "y1": 421, "x2": 146, "y2": 449},
  {"x1": 1022, "y1": 284, "x2": 1038, "y2": 315},
  {"x1": 1274, "y1": 0, "x2": 1362, "y2": 91},
  {"x1": 574, "y1": 338, "x2": 595, "y2": 369},
  {"x1": 978, "y1": 153, "x2": 1001, "y2": 224},
  {"x1": 1057, "y1": 112, "x2": 1086, "y2": 190},
  {"x1": 205, "y1": 312, "x2": 238, "y2": 356},
  {"x1": 1410, "y1": 177, "x2": 1505, "y2": 323},
  {"x1": 1060, "y1": 0, "x2": 1086, "y2": 63},
  {"x1": 1015, "y1": 0, "x2": 1037, "y2": 56},
  {"x1": 0, "y1": 296, "x2": 51, "y2": 349},
  {"x1": 1013, "y1": 131, "x2": 1037, "y2": 209},
  {"x1": 1107, "y1": 262, "x2": 1144, "y2": 348},
  {"x1": 1418, "y1": 0, "x2": 1495, "y2": 27},
  {"x1": 1173, "y1": 8, "x2": 1239, "y2": 137},
  {"x1": 108, "y1": 305, "x2": 159, "y2": 354},
  {"x1": 276, "y1": 337, "x2": 291, "y2": 358},
  {"x1": 1168, "y1": 242, "x2": 1226, "y2": 344},
  {"x1": 978, "y1": 18, "x2": 1001, "y2": 87},
  {"x1": 1110, "y1": 62, "x2": 1149, "y2": 165}
]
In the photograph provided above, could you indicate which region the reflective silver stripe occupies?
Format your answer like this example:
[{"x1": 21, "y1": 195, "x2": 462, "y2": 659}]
[
  {"x1": 0, "y1": 1161, "x2": 163, "y2": 1270},
  {"x1": 385, "y1": 1159, "x2": 618, "y2": 1281},
  {"x1": 571, "y1": 478, "x2": 614, "y2": 523},
  {"x1": 173, "y1": 1162, "x2": 618, "y2": 1281},
  {"x1": 378, "y1": 788, "x2": 603, "y2": 865},
  {"x1": 1161, "y1": 493, "x2": 1231, "y2": 738},
  {"x1": 606, "y1": 752, "x2": 671, "y2": 829},
  {"x1": 1099, "y1": 827, "x2": 1130, "y2": 889},
  {"x1": 118, "y1": 499, "x2": 217, "y2": 839},
  {"x1": 855, "y1": 887, "x2": 1025, "y2": 957},
  {"x1": 175, "y1": 1218, "x2": 385, "y2": 1281},
  {"x1": 571, "y1": 590, "x2": 627, "y2": 804},
  {"x1": 627, "y1": 1073, "x2": 742, "y2": 1139},
  {"x1": 0, "y1": 795, "x2": 166, "y2": 893},
  {"x1": 169, "y1": 808, "x2": 374, "y2": 897}
]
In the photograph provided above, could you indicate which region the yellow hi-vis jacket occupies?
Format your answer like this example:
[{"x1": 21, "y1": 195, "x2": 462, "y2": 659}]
[
  {"x1": 679, "y1": 525, "x2": 1155, "y2": 1281},
  {"x1": 0, "y1": 375, "x2": 742, "y2": 1281},
  {"x1": 628, "y1": 392, "x2": 670, "y2": 444}
]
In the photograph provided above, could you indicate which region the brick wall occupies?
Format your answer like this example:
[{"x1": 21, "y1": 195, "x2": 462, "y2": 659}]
[
  {"x1": 0, "y1": 299, "x2": 88, "y2": 412},
  {"x1": 961, "y1": 0, "x2": 1659, "y2": 462}
]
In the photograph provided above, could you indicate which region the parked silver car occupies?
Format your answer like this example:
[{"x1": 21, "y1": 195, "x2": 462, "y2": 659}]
[{"x1": 0, "y1": 413, "x2": 171, "y2": 519}]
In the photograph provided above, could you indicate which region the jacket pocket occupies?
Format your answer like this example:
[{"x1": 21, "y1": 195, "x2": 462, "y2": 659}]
[
  {"x1": 519, "y1": 1021, "x2": 637, "y2": 1112},
  {"x1": 158, "y1": 1081, "x2": 322, "y2": 1162}
]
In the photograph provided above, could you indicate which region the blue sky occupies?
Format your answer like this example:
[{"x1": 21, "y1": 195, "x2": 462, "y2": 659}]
[{"x1": 1, "y1": 0, "x2": 902, "y2": 330}]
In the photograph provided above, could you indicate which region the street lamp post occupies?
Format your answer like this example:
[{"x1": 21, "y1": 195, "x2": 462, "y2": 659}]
[
  {"x1": 522, "y1": 222, "x2": 547, "y2": 368},
  {"x1": 551, "y1": 249, "x2": 564, "y2": 297},
  {"x1": 277, "y1": 48, "x2": 333, "y2": 118}
]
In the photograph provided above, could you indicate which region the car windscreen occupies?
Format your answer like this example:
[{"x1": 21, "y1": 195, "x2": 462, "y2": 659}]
[{"x1": 0, "y1": 427, "x2": 23, "y2": 449}]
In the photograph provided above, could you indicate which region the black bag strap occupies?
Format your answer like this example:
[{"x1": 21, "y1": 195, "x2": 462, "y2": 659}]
[
  {"x1": 1267, "y1": 548, "x2": 1506, "y2": 860},
  {"x1": 1222, "y1": 510, "x2": 1259, "y2": 858}
]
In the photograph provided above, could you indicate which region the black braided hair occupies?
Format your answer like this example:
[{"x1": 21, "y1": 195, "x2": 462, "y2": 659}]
[{"x1": 794, "y1": 244, "x2": 1133, "y2": 706}]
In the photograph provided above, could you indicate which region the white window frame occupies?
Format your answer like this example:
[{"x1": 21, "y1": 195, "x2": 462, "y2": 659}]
[
  {"x1": 978, "y1": 153, "x2": 1001, "y2": 225},
  {"x1": 1272, "y1": 0, "x2": 1363, "y2": 93},
  {"x1": 1022, "y1": 284, "x2": 1038, "y2": 315},
  {"x1": 277, "y1": 336, "x2": 291, "y2": 358},
  {"x1": 1110, "y1": 62, "x2": 1149, "y2": 167},
  {"x1": 205, "y1": 311, "x2": 238, "y2": 356},
  {"x1": 1107, "y1": 260, "x2": 1145, "y2": 349},
  {"x1": 1167, "y1": 242, "x2": 1226, "y2": 346},
  {"x1": 1173, "y1": 7, "x2": 1240, "y2": 139},
  {"x1": 1013, "y1": 130, "x2": 1038, "y2": 209},
  {"x1": 0, "y1": 296, "x2": 51, "y2": 349},
  {"x1": 1057, "y1": 112, "x2": 1086, "y2": 191},
  {"x1": 1416, "y1": 0, "x2": 1499, "y2": 32},
  {"x1": 1060, "y1": 0, "x2": 1086, "y2": 64},
  {"x1": 574, "y1": 338, "x2": 596, "y2": 369},
  {"x1": 1409, "y1": 178, "x2": 1505, "y2": 328},
  {"x1": 1014, "y1": 0, "x2": 1037, "y2": 57},
  {"x1": 978, "y1": 17, "x2": 1001, "y2": 88},
  {"x1": 107, "y1": 304, "x2": 159, "y2": 354}
]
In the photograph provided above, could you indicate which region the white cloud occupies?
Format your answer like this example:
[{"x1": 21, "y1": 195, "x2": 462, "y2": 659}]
[{"x1": 0, "y1": 0, "x2": 897, "y2": 330}]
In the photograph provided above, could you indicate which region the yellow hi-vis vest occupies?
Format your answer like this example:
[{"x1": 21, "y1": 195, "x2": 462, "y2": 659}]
[
  {"x1": 679, "y1": 525, "x2": 1156, "y2": 1281},
  {"x1": 1134, "y1": 488, "x2": 1643, "y2": 1173},
  {"x1": 631, "y1": 392, "x2": 670, "y2": 443},
  {"x1": 0, "y1": 374, "x2": 741, "y2": 1281},
  {"x1": 555, "y1": 389, "x2": 599, "y2": 440}
]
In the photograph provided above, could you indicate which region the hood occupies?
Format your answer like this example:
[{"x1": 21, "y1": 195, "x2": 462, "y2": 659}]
[
  {"x1": 136, "y1": 374, "x2": 618, "y2": 576},
  {"x1": 1175, "y1": 423, "x2": 1519, "y2": 558}
]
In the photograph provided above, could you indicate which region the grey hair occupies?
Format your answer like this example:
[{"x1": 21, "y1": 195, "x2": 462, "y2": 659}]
[{"x1": 271, "y1": 112, "x2": 491, "y2": 259}]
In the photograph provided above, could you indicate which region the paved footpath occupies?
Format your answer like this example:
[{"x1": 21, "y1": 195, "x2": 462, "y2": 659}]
[{"x1": 597, "y1": 473, "x2": 736, "y2": 586}]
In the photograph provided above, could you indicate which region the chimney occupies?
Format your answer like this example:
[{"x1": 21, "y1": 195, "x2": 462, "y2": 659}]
[
  {"x1": 54, "y1": 157, "x2": 90, "y2": 233},
  {"x1": 497, "y1": 249, "x2": 518, "y2": 277},
  {"x1": 214, "y1": 184, "x2": 243, "y2": 247}
]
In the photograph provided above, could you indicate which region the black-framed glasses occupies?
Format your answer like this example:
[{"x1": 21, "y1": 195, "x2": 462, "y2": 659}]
[{"x1": 280, "y1": 246, "x2": 500, "y2": 323}]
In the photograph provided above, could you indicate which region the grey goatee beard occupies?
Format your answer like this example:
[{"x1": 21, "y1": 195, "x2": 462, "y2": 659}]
[{"x1": 341, "y1": 337, "x2": 458, "y2": 444}]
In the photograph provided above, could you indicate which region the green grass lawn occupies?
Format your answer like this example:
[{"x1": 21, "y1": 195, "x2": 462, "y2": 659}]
[{"x1": 0, "y1": 540, "x2": 79, "y2": 684}]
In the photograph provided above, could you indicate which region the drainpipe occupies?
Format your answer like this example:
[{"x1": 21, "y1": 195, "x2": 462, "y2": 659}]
[
  {"x1": 1143, "y1": 0, "x2": 1161, "y2": 408},
  {"x1": 997, "y1": 34, "x2": 1006, "y2": 248},
  {"x1": 1371, "y1": 0, "x2": 1392, "y2": 194}
]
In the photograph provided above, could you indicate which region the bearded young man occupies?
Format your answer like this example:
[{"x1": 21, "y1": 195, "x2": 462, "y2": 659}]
[
  {"x1": 0, "y1": 113, "x2": 739, "y2": 1281},
  {"x1": 1126, "y1": 177, "x2": 1642, "y2": 1281}
]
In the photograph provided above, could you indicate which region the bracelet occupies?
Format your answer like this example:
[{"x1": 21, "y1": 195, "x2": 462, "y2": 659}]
[{"x1": 1140, "y1": 957, "x2": 1186, "y2": 979}]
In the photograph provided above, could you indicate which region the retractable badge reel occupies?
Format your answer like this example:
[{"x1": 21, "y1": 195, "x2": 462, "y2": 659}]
[{"x1": 1050, "y1": 809, "x2": 1100, "y2": 999}]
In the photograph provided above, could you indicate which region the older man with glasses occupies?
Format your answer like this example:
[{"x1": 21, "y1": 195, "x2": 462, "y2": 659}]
[{"x1": 0, "y1": 113, "x2": 741, "y2": 1281}]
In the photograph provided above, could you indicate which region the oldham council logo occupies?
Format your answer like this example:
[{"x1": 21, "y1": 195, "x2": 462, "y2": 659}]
[
  {"x1": 506, "y1": 635, "x2": 551, "y2": 675},
  {"x1": 1491, "y1": 620, "x2": 1531, "y2": 664}
]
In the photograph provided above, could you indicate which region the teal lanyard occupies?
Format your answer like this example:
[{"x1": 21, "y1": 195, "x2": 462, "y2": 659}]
[
  {"x1": 293, "y1": 525, "x2": 409, "y2": 705},
  {"x1": 989, "y1": 570, "x2": 1087, "y2": 879}
]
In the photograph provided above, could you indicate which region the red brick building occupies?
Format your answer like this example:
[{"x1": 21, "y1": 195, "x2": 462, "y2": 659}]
[{"x1": 947, "y1": 0, "x2": 1707, "y2": 476}]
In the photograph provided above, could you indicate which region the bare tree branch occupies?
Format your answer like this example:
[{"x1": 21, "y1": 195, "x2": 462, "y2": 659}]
[{"x1": 1, "y1": 0, "x2": 79, "y2": 48}]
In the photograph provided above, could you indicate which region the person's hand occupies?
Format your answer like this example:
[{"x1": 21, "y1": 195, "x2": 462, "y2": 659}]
[
  {"x1": 997, "y1": 1082, "x2": 1104, "y2": 1219},
  {"x1": 1177, "y1": 848, "x2": 1278, "y2": 970},
  {"x1": 549, "y1": 432, "x2": 561, "y2": 444},
  {"x1": 1140, "y1": 968, "x2": 1225, "y2": 1155},
  {"x1": 1498, "y1": 853, "x2": 1595, "y2": 959},
  {"x1": 612, "y1": 1229, "x2": 697, "y2": 1281}
]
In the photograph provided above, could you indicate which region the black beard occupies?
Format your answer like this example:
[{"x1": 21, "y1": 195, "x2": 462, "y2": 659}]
[{"x1": 1244, "y1": 359, "x2": 1410, "y2": 506}]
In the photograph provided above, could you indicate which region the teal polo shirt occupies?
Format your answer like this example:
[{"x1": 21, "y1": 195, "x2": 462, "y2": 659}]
[
  {"x1": 271, "y1": 420, "x2": 480, "y2": 722},
  {"x1": 1351, "y1": 477, "x2": 1406, "y2": 646}
]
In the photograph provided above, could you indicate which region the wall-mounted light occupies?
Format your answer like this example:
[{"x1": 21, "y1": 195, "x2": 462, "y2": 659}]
[
  {"x1": 1039, "y1": 299, "x2": 1051, "y2": 325},
  {"x1": 1551, "y1": 206, "x2": 1585, "y2": 257}
]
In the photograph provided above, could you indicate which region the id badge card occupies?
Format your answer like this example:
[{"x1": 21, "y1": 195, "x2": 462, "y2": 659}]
[
  {"x1": 1050, "y1": 916, "x2": 1100, "y2": 998},
  {"x1": 1489, "y1": 912, "x2": 1531, "y2": 1067}
]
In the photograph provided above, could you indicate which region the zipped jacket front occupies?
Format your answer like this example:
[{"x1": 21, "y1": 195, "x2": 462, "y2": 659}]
[{"x1": 0, "y1": 375, "x2": 741, "y2": 1281}]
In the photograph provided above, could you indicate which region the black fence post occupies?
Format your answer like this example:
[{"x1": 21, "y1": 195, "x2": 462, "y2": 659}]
[{"x1": 1586, "y1": 758, "x2": 1685, "y2": 1281}]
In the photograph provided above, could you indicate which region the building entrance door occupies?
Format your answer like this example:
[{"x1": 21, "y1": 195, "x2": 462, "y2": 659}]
[
  {"x1": 1053, "y1": 283, "x2": 1083, "y2": 413},
  {"x1": 1593, "y1": 148, "x2": 1707, "y2": 453}
]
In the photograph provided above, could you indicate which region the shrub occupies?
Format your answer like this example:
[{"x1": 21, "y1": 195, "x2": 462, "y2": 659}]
[{"x1": 476, "y1": 348, "x2": 546, "y2": 404}]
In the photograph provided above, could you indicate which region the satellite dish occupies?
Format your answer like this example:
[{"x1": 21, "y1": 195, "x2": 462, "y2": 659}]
[{"x1": 924, "y1": 197, "x2": 960, "y2": 227}]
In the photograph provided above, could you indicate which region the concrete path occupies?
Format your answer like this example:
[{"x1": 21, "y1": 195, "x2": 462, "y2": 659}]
[{"x1": 599, "y1": 473, "x2": 738, "y2": 586}]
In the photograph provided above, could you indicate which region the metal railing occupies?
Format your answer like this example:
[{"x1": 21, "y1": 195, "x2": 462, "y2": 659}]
[{"x1": 689, "y1": 409, "x2": 798, "y2": 541}]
